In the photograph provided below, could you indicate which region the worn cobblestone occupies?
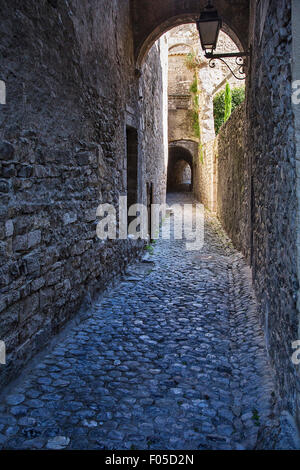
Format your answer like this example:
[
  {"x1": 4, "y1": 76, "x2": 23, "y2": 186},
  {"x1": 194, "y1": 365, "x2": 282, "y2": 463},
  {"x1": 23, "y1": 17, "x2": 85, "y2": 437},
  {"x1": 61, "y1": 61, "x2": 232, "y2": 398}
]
[{"x1": 0, "y1": 194, "x2": 275, "y2": 450}]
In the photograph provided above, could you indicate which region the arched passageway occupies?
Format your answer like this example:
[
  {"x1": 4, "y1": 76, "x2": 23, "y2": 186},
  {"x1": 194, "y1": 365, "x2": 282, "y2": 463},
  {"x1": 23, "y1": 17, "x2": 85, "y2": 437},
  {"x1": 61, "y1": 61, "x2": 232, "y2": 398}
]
[
  {"x1": 1, "y1": 0, "x2": 300, "y2": 451},
  {"x1": 132, "y1": 0, "x2": 249, "y2": 67},
  {"x1": 167, "y1": 145, "x2": 193, "y2": 192}
]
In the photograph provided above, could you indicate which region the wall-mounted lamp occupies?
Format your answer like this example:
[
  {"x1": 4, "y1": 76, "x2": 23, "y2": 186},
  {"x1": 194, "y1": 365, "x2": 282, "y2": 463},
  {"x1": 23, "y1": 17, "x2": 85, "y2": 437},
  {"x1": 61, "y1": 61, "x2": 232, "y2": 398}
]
[{"x1": 196, "y1": 1, "x2": 250, "y2": 80}]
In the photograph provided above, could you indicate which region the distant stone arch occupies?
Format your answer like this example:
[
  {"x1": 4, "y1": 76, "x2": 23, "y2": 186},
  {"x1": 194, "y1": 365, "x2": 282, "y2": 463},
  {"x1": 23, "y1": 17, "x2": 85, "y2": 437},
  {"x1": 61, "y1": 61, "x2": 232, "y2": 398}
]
[
  {"x1": 169, "y1": 139, "x2": 198, "y2": 160},
  {"x1": 168, "y1": 43, "x2": 195, "y2": 56},
  {"x1": 167, "y1": 143, "x2": 195, "y2": 192}
]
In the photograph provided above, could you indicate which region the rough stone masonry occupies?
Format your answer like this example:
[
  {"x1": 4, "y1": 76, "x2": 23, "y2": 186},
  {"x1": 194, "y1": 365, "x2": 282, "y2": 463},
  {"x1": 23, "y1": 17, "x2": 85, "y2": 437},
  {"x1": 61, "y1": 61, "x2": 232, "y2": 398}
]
[
  {"x1": 0, "y1": 0, "x2": 167, "y2": 387},
  {"x1": 1, "y1": 0, "x2": 300, "y2": 449},
  {"x1": 0, "y1": 194, "x2": 284, "y2": 450}
]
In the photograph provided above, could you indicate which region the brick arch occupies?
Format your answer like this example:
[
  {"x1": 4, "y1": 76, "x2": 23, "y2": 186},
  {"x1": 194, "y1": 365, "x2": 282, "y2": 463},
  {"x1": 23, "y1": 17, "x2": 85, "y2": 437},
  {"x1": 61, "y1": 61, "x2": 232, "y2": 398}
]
[{"x1": 132, "y1": 0, "x2": 249, "y2": 68}]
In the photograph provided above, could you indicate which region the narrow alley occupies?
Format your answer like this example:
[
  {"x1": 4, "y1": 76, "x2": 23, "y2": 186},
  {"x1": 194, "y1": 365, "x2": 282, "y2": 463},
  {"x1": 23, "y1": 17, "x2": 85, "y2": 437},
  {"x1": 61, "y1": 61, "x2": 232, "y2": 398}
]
[
  {"x1": 1, "y1": 0, "x2": 300, "y2": 453},
  {"x1": 0, "y1": 194, "x2": 275, "y2": 450}
]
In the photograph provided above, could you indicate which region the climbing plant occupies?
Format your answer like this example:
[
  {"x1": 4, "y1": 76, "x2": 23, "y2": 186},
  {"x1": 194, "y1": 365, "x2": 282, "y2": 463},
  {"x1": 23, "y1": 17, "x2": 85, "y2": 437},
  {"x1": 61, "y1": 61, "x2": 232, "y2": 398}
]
[
  {"x1": 183, "y1": 53, "x2": 201, "y2": 139},
  {"x1": 199, "y1": 143, "x2": 204, "y2": 164},
  {"x1": 224, "y1": 82, "x2": 232, "y2": 123},
  {"x1": 185, "y1": 52, "x2": 200, "y2": 71},
  {"x1": 189, "y1": 76, "x2": 200, "y2": 139},
  {"x1": 213, "y1": 85, "x2": 245, "y2": 135}
]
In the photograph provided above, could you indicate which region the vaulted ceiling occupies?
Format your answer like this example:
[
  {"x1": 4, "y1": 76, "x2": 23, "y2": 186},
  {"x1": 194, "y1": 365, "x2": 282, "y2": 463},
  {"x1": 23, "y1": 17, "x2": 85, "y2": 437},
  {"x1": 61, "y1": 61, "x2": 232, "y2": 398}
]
[{"x1": 131, "y1": 0, "x2": 250, "y2": 66}]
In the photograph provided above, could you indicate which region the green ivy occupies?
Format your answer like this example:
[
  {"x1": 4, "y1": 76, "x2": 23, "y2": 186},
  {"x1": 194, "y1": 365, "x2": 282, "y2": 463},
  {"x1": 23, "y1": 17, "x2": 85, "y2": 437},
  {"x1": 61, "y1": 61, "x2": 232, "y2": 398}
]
[
  {"x1": 213, "y1": 85, "x2": 245, "y2": 135},
  {"x1": 185, "y1": 52, "x2": 200, "y2": 71},
  {"x1": 189, "y1": 77, "x2": 200, "y2": 139},
  {"x1": 224, "y1": 82, "x2": 232, "y2": 123},
  {"x1": 199, "y1": 143, "x2": 204, "y2": 164},
  {"x1": 189, "y1": 78, "x2": 198, "y2": 95}
]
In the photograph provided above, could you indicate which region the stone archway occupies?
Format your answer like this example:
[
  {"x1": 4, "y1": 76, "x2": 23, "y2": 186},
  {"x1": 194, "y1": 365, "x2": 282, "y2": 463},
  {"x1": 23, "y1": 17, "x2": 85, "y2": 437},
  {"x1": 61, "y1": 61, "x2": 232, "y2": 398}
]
[
  {"x1": 132, "y1": 0, "x2": 249, "y2": 68},
  {"x1": 167, "y1": 144, "x2": 194, "y2": 192},
  {"x1": 1, "y1": 0, "x2": 300, "y2": 449}
]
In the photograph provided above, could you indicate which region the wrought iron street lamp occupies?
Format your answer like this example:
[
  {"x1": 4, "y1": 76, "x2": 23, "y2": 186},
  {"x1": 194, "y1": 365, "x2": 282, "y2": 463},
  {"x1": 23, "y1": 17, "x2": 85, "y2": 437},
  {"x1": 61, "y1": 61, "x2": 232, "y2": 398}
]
[
  {"x1": 196, "y1": 1, "x2": 250, "y2": 80},
  {"x1": 196, "y1": 1, "x2": 222, "y2": 54}
]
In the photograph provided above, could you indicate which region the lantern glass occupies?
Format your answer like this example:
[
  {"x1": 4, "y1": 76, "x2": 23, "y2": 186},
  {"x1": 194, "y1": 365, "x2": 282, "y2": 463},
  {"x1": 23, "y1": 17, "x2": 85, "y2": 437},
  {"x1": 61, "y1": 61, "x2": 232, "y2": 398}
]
[{"x1": 196, "y1": 4, "x2": 222, "y2": 54}]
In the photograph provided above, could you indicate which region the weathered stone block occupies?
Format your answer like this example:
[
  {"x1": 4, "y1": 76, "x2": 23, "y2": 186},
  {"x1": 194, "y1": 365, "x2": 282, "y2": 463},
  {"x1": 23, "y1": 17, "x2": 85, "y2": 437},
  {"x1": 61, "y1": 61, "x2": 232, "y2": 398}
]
[
  {"x1": 0, "y1": 223, "x2": 5, "y2": 240},
  {"x1": 85, "y1": 209, "x2": 97, "y2": 222},
  {"x1": 71, "y1": 241, "x2": 88, "y2": 256},
  {"x1": 0, "y1": 267, "x2": 10, "y2": 287},
  {"x1": 2, "y1": 164, "x2": 16, "y2": 177},
  {"x1": 18, "y1": 166, "x2": 32, "y2": 178},
  {"x1": 13, "y1": 234, "x2": 28, "y2": 252},
  {"x1": 31, "y1": 277, "x2": 45, "y2": 292},
  {"x1": 63, "y1": 213, "x2": 77, "y2": 225},
  {"x1": 5, "y1": 220, "x2": 14, "y2": 238},
  {"x1": 0, "y1": 180, "x2": 9, "y2": 193},
  {"x1": 34, "y1": 165, "x2": 50, "y2": 178},
  {"x1": 24, "y1": 253, "x2": 40, "y2": 275},
  {"x1": 46, "y1": 268, "x2": 62, "y2": 286},
  {"x1": 0, "y1": 295, "x2": 7, "y2": 313},
  {"x1": 28, "y1": 230, "x2": 41, "y2": 249},
  {"x1": 0, "y1": 241, "x2": 6, "y2": 257},
  {"x1": 76, "y1": 152, "x2": 90, "y2": 166},
  {"x1": 19, "y1": 282, "x2": 31, "y2": 299},
  {"x1": 0, "y1": 304, "x2": 19, "y2": 336},
  {"x1": 39, "y1": 288, "x2": 54, "y2": 309},
  {"x1": 19, "y1": 294, "x2": 39, "y2": 324},
  {"x1": 0, "y1": 141, "x2": 14, "y2": 160},
  {"x1": 9, "y1": 261, "x2": 20, "y2": 279}
]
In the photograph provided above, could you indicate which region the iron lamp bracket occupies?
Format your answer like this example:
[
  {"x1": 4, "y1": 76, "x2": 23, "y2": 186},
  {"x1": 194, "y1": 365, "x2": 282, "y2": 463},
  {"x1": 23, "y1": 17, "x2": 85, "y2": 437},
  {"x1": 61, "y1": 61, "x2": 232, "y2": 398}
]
[{"x1": 204, "y1": 51, "x2": 250, "y2": 80}]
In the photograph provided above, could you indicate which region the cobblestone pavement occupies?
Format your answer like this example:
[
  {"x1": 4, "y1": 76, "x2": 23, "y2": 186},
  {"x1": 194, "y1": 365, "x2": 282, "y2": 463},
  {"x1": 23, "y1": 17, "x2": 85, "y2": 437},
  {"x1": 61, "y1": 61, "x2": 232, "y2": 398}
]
[{"x1": 0, "y1": 193, "x2": 276, "y2": 450}]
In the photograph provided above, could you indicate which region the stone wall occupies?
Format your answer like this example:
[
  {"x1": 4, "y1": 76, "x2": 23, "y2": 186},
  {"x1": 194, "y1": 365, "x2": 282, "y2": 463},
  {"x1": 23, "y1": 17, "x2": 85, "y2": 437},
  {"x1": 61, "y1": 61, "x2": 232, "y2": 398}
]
[
  {"x1": 141, "y1": 36, "x2": 168, "y2": 205},
  {"x1": 217, "y1": 102, "x2": 248, "y2": 254},
  {"x1": 292, "y1": 1, "x2": 300, "y2": 424},
  {"x1": 196, "y1": 103, "x2": 248, "y2": 247},
  {"x1": 247, "y1": 0, "x2": 299, "y2": 427},
  {"x1": 168, "y1": 51, "x2": 196, "y2": 143},
  {"x1": 192, "y1": 0, "x2": 300, "y2": 435},
  {"x1": 0, "y1": 0, "x2": 167, "y2": 388},
  {"x1": 194, "y1": 139, "x2": 217, "y2": 212},
  {"x1": 206, "y1": 0, "x2": 300, "y2": 435}
]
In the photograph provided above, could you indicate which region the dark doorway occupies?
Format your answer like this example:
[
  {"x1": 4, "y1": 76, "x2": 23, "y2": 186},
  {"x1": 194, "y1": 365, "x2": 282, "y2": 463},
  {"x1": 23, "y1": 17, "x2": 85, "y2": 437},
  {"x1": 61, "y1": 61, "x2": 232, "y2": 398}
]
[
  {"x1": 126, "y1": 127, "x2": 138, "y2": 224},
  {"x1": 146, "y1": 182, "x2": 154, "y2": 240}
]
